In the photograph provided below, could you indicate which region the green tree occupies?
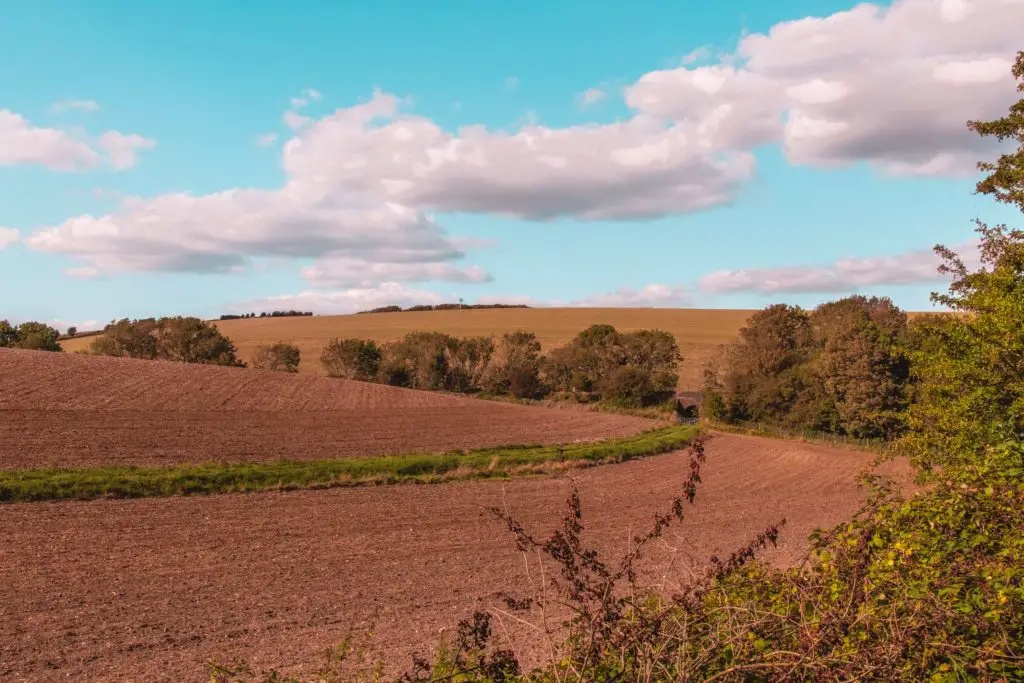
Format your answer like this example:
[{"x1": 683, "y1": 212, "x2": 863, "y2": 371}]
[
  {"x1": 66, "y1": 326, "x2": 77, "y2": 338},
  {"x1": 15, "y1": 322, "x2": 63, "y2": 351},
  {"x1": 482, "y1": 331, "x2": 545, "y2": 398},
  {"x1": 151, "y1": 317, "x2": 244, "y2": 366},
  {"x1": 969, "y1": 51, "x2": 1024, "y2": 212},
  {"x1": 251, "y1": 342, "x2": 301, "y2": 373},
  {"x1": 0, "y1": 320, "x2": 17, "y2": 347},
  {"x1": 320, "y1": 338, "x2": 382, "y2": 381},
  {"x1": 811, "y1": 296, "x2": 910, "y2": 439},
  {"x1": 90, "y1": 318, "x2": 158, "y2": 359}
]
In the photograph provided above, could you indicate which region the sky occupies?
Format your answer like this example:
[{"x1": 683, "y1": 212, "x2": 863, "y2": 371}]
[{"x1": 1, "y1": 0, "x2": 1022, "y2": 331}]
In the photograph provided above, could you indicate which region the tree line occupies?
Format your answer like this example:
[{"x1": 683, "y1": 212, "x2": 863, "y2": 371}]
[
  {"x1": 218, "y1": 310, "x2": 313, "y2": 320},
  {"x1": 319, "y1": 324, "x2": 681, "y2": 408},
  {"x1": 357, "y1": 303, "x2": 531, "y2": 315}
]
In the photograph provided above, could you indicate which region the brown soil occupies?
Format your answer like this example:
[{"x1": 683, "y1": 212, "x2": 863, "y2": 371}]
[
  {"x1": 0, "y1": 349, "x2": 654, "y2": 469},
  {"x1": 0, "y1": 433, "x2": 913, "y2": 682}
]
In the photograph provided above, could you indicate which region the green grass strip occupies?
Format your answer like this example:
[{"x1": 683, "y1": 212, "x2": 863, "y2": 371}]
[{"x1": 0, "y1": 425, "x2": 699, "y2": 503}]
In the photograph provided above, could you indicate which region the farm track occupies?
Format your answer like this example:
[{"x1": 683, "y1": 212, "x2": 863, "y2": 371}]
[
  {"x1": 0, "y1": 433, "x2": 913, "y2": 682},
  {"x1": 0, "y1": 349, "x2": 655, "y2": 469}
]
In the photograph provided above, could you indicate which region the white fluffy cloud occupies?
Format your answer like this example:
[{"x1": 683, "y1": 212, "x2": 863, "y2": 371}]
[
  {"x1": 0, "y1": 109, "x2": 154, "y2": 171},
  {"x1": 25, "y1": 189, "x2": 466, "y2": 274},
  {"x1": 626, "y1": 0, "x2": 1023, "y2": 175},
  {"x1": 0, "y1": 227, "x2": 20, "y2": 249},
  {"x1": 700, "y1": 240, "x2": 981, "y2": 295},
  {"x1": 282, "y1": 90, "x2": 755, "y2": 220}
]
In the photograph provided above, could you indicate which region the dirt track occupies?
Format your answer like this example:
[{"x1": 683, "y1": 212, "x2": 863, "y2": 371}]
[
  {"x1": 0, "y1": 349, "x2": 654, "y2": 469},
  {"x1": 0, "y1": 433, "x2": 911, "y2": 682}
]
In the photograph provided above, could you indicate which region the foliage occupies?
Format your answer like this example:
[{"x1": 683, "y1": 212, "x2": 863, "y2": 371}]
[
  {"x1": 89, "y1": 317, "x2": 244, "y2": 366},
  {"x1": 706, "y1": 296, "x2": 910, "y2": 439},
  {"x1": 0, "y1": 425, "x2": 699, "y2": 503},
  {"x1": 220, "y1": 311, "x2": 313, "y2": 320},
  {"x1": 969, "y1": 51, "x2": 1024, "y2": 213},
  {"x1": 481, "y1": 332, "x2": 545, "y2": 399},
  {"x1": 153, "y1": 317, "x2": 245, "y2": 366},
  {"x1": 320, "y1": 338, "x2": 382, "y2": 381},
  {"x1": 544, "y1": 325, "x2": 681, "y2": 405},
  {"x1": 251, "y1": 343, "x2": 301, "y2": 373},
  {"x1": 66, "y1": 326, "x2": 77, "y2": 338},
  {"x1": 0, "y1": 320, "x2": 62, "y2": 352}
]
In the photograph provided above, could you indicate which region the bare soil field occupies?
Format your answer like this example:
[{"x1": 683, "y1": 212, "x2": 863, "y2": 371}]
[
  {"x1": 0, "y1": 432, "x2": 912, "y2": 682},
  {"x1": 0, "y1": 349, "x2": 654, "y2": 469},
  {"x1": 59, "y1": 308, "x2": 756, "y2": 390}
]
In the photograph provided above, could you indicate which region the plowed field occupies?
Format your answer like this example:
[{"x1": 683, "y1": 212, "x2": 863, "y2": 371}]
[
  {"x1": 0, "y1": 349, "x2": 655, "y2": 469},
  {"x1": 0, "y1": 433, "x2": 912, "y2": 682}
]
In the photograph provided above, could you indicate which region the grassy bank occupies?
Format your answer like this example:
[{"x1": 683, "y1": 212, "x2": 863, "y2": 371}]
[
  {"x1": 706, "y1": 420, "x2": 884, "y2": 453},
  {"x1": 0, "y1": 425, "x2": 699, "y2": 503}
]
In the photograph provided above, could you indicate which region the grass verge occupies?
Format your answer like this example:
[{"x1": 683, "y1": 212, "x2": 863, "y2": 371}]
[
  {"x1": 706, "y1": 419, "x2": 884, "y2": 453},
  {"x1": 0, "y1": 425, "x2": 699, "y2": 503}
]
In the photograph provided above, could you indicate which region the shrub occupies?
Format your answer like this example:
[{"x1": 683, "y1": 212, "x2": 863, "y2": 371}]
[
  {"x1": 320, "y1": 338, "x2": 382, "y2": 381},
  {"x1": 598, "y1": 364, "x2": 656, "y2": 408},
  {"x1": 482, "y1": 331, "x2": 545, "y2": 398},
  {"x1": 0, "y1": 320, "x2": 62, "y2": 352},
  {"x1": 543, "y1": 325, "x2": 679, "y2": 404},
  {"x1": 251, "y1": 343, "x2": 301, "y2": 373},
  {"x1": 89, "y1": 317, "x2": 243, "y2": 366},
  {"x1": 706, "y1": 296, "x2": 910, "y2": 438}
]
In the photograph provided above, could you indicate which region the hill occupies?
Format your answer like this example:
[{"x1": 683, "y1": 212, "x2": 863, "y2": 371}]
[
  {"x1": 0, "y1": 348, "x2": 655, "y2": 469},
  {"x1": 59, "y1": 308, "x2": 756, "y2": 390}
]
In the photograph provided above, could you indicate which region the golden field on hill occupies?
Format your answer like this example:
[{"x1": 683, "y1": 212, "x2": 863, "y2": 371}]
[{"x1": 60, "y1": 307, "x2": 756, "y2": 390}]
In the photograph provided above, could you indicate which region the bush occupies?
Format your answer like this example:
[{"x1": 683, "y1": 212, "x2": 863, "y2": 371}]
[
  {"x1": 0, "y1": 320, "x2": 62, "y2": 352},
  {"x1": 705, "y1": 296, "x2": 910, "y2": 438},
  {"x1": 251, "y1": 343, "x2": 300, "y2": 373},
  {"x1": 89, "y1": 317, "x2": 243, "y2": 366},
  {"x1": 320, "y1": 338, "x2": 381, "y2": 381},
  {"x1": 482, "y1": 331, "x2": 545, "y2": 399},
  {"x1": 543, "y1": 325, "x2": 680, "y2": 404},
  {"x1": 598, "y1": 364, "x2": 656, "y2": 408}
]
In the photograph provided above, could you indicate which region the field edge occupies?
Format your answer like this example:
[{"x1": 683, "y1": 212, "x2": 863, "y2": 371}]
[{"x1": 0, "y1": 424, "x2": 701, "y2": 503}]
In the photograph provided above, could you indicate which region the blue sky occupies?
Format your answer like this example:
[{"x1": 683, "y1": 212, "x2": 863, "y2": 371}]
[{"x1": 1, "y1": 0, "x2": 1021, "y2": 330}]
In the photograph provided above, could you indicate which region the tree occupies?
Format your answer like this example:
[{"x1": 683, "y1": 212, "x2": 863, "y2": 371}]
[
  {"x1": 810, "y1": 296, "x2": 910, "y2": 439},
  {"x1": 320, "y1": 338, "x2": 382, "y2": 381},
  {"x1": 0, "y1": 320, "x2": 62, "y2": 351},
  {"x1": 151, "y1": 317, "x2": 244, "y2": 366},
  {"x1": 444, "y1": 336, "x2": 494, "y2": 393},
  {"x1": 251, "y1": 343, "x2": 301, "y2": 373},
  {"x1": 90, "y1": 317, "x2": 242, "y2": 366},
  {"x1": 66, "y1": 326, "x2": 77, "y2": 338},
  {"x1": 15, "y1": 322, "x2": 63, "y2": 351},
  {"x1": 481, "y1": 331, "x2": 545, "y2": 398},
  {"x1": 969, "y1": 51, "x2": 1024, "y2": 213},
  {"x1": 0, "y1": 320, "x2": 17, "y2": 347},
  {"x1": 90, "y1": 318, "x2": 158, "y2": 358}
]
